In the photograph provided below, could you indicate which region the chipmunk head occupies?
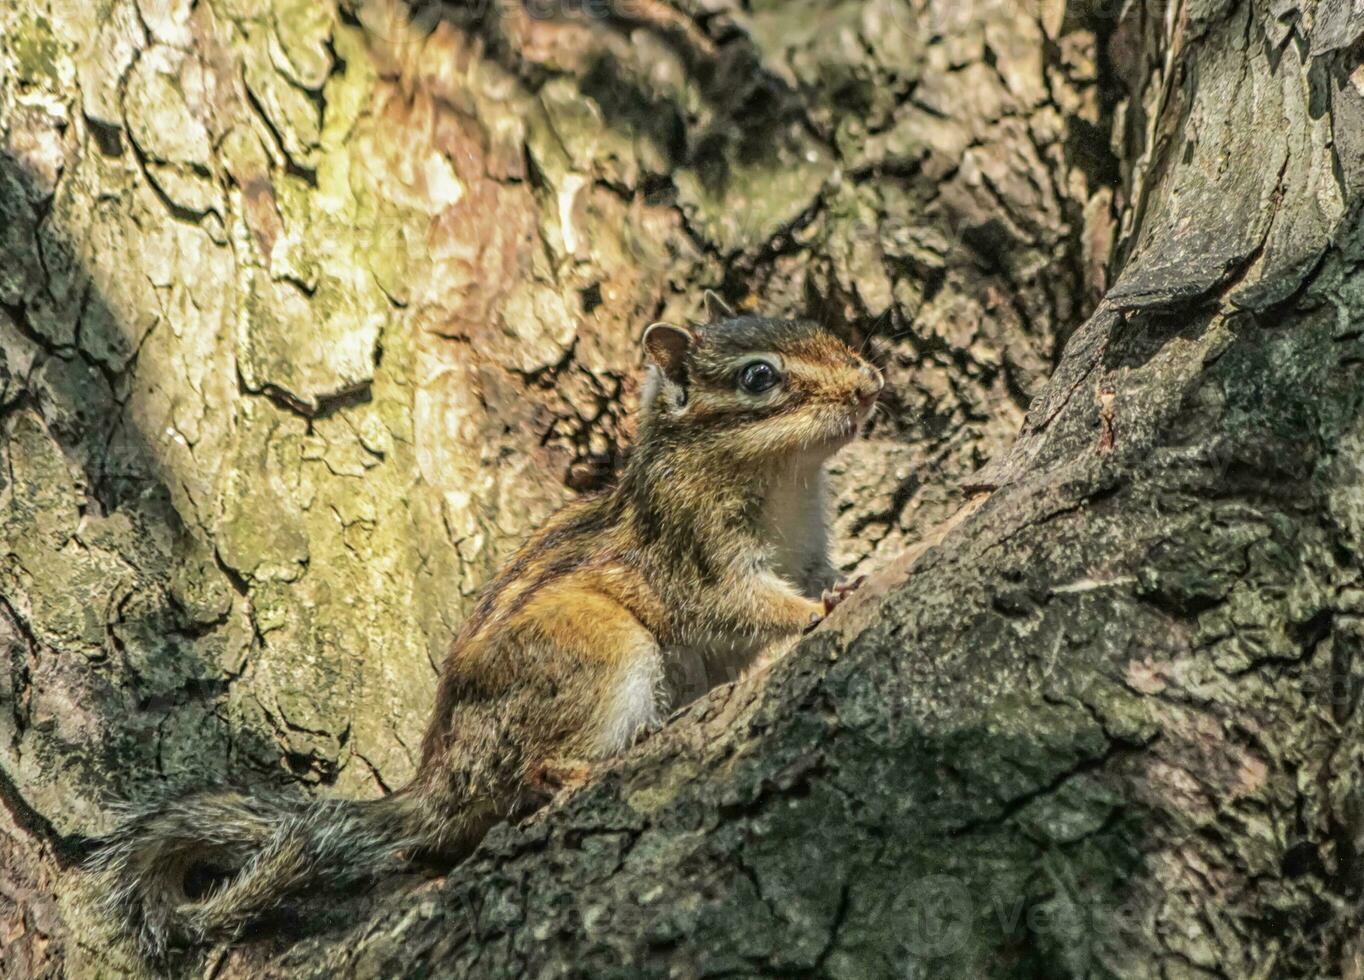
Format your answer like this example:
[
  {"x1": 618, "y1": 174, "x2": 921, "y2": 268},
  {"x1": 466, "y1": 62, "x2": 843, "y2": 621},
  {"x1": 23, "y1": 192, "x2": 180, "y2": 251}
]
[{"x1": 640, "y1": 292, "x2": 882, "y2": 467}]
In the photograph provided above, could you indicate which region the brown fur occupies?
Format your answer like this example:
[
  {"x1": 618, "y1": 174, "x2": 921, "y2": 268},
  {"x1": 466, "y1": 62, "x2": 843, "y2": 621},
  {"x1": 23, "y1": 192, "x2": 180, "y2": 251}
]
[{"x1": 87, "y1": 306, "x2": 883, "y2": 959}]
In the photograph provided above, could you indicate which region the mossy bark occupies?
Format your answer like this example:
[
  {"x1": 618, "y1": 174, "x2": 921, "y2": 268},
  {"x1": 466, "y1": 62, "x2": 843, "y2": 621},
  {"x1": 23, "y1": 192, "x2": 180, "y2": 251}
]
[{"x1": 1, "y1": 0, "x2": 1360, "y2": 977}]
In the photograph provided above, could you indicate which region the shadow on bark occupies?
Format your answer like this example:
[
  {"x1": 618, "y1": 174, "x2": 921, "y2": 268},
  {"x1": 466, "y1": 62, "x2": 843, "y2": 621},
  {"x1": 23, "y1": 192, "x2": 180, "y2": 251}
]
[{"x1": 0, "y1": 154, "x2": 314, "y2": 856}]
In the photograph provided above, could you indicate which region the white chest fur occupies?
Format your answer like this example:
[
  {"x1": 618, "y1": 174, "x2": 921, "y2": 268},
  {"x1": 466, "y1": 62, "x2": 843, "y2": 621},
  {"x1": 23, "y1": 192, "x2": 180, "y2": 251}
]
[
  {"x1": 757, "y1": 460, "x2": 835, "y2": 598},
  {"x1": 661, "y1": 461, "x2": 835, "y2": 707}
]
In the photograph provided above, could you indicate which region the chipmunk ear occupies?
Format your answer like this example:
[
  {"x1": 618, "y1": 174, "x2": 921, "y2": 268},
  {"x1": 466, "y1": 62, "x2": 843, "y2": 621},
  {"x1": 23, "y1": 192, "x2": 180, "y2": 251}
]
[
  {"x1": 702, "y1": 289, "x2": 736, "y2": 323},
  {"x1": 643, "y1": 322, "x2": 694, "y2": 385}
]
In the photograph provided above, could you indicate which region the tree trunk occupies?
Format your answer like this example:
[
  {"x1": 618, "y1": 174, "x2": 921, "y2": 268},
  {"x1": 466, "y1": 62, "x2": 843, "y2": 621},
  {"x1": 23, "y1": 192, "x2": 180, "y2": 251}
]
[{"x1": 1, "y1": 0, "x2": 1360, "y2": 976}]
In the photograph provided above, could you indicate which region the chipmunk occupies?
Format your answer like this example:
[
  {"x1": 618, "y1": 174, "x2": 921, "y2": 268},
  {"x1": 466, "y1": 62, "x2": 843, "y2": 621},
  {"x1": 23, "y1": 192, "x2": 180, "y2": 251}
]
[{"x1": 88, "y1": 292, "x2": 883, "y2": 959}]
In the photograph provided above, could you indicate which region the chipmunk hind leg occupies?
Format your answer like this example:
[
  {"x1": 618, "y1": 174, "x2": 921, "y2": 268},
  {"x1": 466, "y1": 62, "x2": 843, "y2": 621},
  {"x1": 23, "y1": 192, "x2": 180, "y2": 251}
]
[
  {"x1": 508, "y1": 584, "x2": 665, "y2": 795},
  {"x1": 525, "y1": 646, "x2": 663, "y2": 803}
]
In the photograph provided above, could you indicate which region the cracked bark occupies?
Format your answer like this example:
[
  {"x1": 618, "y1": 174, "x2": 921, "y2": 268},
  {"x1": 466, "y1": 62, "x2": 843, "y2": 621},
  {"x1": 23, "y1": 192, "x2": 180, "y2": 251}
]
[{"x1": 1, "y1": 0, "x2": 1361, "y2": 977}]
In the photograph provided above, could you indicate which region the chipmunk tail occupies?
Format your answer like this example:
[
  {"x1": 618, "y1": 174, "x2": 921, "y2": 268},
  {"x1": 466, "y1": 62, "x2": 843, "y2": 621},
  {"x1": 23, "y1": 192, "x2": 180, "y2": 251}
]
[{"x1": 86, "y1": 785, "x2": 451, "y2": 961}]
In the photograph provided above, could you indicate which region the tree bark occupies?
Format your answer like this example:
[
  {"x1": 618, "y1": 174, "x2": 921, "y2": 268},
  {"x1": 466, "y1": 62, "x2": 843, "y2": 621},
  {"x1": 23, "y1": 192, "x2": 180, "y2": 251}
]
[{"x1": 0, "y1": 0, "x2": 1360, "y2": 976}]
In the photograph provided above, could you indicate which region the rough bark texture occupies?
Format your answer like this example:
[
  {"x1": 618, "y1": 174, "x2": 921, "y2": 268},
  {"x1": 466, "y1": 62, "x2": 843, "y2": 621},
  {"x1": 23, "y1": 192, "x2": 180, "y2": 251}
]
[{"x1": 0, "y1": 0, "x2": 1360, "y2": 976}]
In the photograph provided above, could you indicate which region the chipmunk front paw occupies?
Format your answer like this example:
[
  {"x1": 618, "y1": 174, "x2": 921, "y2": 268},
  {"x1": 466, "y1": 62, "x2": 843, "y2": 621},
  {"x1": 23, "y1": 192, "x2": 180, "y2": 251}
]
[{"x1": 821, "y1": 575, "x2": 867, "y2": 615}]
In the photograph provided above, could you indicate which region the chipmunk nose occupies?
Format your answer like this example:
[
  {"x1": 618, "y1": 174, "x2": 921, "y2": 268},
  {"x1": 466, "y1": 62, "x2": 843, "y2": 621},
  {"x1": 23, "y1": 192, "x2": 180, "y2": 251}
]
[{"x1": 855, "y1": 365, "x2": 884, "y2": 406}]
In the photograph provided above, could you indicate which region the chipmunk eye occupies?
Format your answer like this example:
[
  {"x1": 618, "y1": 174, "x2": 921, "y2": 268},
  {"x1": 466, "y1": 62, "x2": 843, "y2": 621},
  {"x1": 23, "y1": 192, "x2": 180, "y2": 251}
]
[{"x1": 738, "y1": 360, "x2": 780, "y2": 394}]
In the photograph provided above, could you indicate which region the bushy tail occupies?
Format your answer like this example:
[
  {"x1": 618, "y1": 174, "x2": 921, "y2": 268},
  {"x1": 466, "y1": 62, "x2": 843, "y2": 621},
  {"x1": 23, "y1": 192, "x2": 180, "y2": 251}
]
[{"x1": 86, "y1": 786, "x2": 447, "y2": 959}]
